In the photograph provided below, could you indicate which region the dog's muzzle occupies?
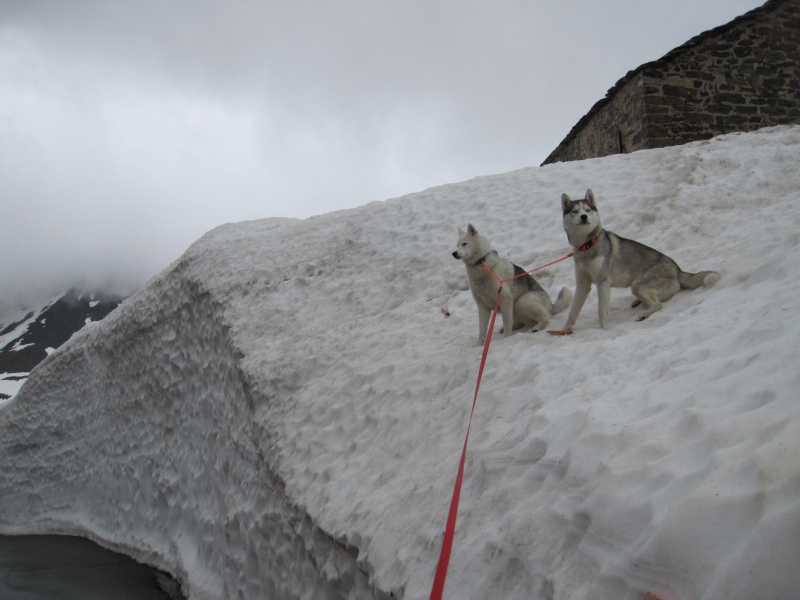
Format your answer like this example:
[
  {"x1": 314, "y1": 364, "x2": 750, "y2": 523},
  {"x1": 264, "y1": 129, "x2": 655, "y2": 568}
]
[{"x1": 452, "y1": 251, "x2": 460, "y2": 259}]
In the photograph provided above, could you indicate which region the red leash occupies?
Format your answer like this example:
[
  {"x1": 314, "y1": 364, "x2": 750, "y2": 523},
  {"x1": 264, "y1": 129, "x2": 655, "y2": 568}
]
[
  {"x1": 429, "y1": 282, "x2": 502, "y2": 600},
  {"x1": 430, "y1": 240, "x2": 597, "y2": 599}
]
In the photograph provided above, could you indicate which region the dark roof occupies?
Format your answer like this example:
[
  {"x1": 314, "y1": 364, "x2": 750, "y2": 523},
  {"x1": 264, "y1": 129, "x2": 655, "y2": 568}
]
[{"x1": 541, "y1": 0, "x2": 788, "y2": 165}]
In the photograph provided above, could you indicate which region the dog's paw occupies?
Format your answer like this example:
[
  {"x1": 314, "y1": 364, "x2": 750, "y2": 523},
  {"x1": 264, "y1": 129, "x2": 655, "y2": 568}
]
[{"x1": 635, "y1": 315, "x2": 649, "y2": 322}]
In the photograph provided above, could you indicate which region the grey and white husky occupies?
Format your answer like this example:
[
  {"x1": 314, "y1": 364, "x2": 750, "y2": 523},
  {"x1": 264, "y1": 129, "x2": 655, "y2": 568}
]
[
  {"x1": 453, "y1": 224, "x2": 572, "y2": 345},
  {"x1": 557, "y1": 189, "x2": 720, "y2": 331}
]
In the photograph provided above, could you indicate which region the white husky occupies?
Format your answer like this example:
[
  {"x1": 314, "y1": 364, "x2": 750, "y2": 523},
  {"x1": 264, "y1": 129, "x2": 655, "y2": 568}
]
[
  {"x1": 557, "y1": 189, "x2": 720, "y2": 331},
  {"x1": 453, "y1": 224, "x2": 572, "y2": 345}
]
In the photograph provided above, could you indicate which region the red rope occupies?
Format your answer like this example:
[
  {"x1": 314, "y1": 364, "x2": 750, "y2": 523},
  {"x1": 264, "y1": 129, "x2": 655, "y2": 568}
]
[{"x1": 501, "y1": 243, "x2": 593, "y2": 282}]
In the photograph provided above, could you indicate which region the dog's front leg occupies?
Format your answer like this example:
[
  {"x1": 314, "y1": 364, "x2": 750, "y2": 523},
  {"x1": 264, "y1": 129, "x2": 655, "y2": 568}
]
[
  {"x1": 597, "y1": 279, "x2": 612, "y2": 329},
  {"x1": 563, "y1": 275, "x2": 591, "y2": 330},
  {"x1": 499, "y1": 294, "x2": 514, "y2": 338},
  {"x1": 477, "y1": 303, "x2": 491, "y2": 345}
]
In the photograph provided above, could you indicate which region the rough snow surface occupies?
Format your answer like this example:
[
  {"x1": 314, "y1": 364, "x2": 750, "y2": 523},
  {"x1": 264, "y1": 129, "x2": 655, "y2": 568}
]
[{"x1": 1, "y1": 125, "x2": 799, "y2": 600}]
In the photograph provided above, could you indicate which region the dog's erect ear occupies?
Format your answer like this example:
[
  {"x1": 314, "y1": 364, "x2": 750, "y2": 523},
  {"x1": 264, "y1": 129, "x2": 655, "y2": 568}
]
[
  {"x1": 561, "y1": 193, "x2": 572, "y2": 213},
  {"x1": 585, "y1": 189, "x2": 597, "y2": 209},
  {"x1": 467, "y1": 223, "x2": 478, "y2": 236},
  {"x1": 458, "y1": 227, "x2": 465, "y2": 236}
]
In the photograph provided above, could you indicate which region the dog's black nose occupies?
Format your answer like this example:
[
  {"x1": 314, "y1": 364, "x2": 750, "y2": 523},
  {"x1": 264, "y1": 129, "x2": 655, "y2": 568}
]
[
  {"x1": 580, "y1": 214, "x2": 588, "y2": 223},
  {"x1": 452, "y1": 251, "x2": 459, "y2": 259}
]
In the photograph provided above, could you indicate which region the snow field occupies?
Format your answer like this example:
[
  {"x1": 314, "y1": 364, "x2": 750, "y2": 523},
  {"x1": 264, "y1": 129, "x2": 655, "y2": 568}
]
[{"x1": 1, "y1": 125, "x2": 799, "y2": 599}]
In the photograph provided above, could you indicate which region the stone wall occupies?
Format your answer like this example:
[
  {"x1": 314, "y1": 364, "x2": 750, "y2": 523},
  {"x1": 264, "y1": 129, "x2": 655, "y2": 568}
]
[
  {"x1": 543, "y1": 0, "x2": 800, "y2": 165},
  {"x1": 543, "y1": 73, "x2": 649, "y2": 164}
]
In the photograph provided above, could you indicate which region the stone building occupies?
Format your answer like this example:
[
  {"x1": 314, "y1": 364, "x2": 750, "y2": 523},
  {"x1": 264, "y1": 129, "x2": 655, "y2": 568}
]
[{"x1": 542, "y1": 0, "x2": 800, "y2": 165}]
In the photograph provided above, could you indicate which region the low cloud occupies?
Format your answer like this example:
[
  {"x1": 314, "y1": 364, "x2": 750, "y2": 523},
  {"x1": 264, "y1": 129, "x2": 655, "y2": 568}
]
[{"x1": 0, "y1": 0, "x2": 762, "y2": 314}]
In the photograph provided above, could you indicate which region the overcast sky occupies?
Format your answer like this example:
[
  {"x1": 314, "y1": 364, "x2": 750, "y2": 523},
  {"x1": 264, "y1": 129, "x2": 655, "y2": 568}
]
[{"x1": 0, "y1": 0, "x2": 764, "y2": 313}]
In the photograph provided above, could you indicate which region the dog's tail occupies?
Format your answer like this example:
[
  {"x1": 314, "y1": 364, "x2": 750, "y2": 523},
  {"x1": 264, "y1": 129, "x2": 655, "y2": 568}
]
[
  {"x1": 679, "y1": 270, "x2": 720, "y2": 290},
  {"x1": 551, "y1": 287, "x2": 573, "y2": 315}
]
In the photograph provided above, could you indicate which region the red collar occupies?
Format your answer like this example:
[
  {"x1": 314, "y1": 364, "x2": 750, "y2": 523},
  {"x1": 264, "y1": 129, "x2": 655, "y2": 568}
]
[{"x1": 575, "y1": 235, "x2": 599, "y2": 253}]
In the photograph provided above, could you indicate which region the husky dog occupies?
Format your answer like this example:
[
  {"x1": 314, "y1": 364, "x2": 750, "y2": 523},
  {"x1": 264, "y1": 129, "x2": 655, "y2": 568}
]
[
  {"x1": 556, "y1": 189, "x2": 720, "y2": 331},
  {"x1": 453, "y1": 224, "x2": 572, "y2": 345}
]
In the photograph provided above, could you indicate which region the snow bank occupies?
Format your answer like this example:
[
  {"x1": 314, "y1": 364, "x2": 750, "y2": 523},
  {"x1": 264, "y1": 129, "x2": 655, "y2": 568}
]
[{"x1": 1, "y1": 125, "x2": 799, "y2": 600}]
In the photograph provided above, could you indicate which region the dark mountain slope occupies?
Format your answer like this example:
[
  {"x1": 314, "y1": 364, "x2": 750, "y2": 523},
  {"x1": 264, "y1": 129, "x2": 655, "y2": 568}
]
[{"x1": 0, "y1": 290, "x2": 125, "y2": 399}]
